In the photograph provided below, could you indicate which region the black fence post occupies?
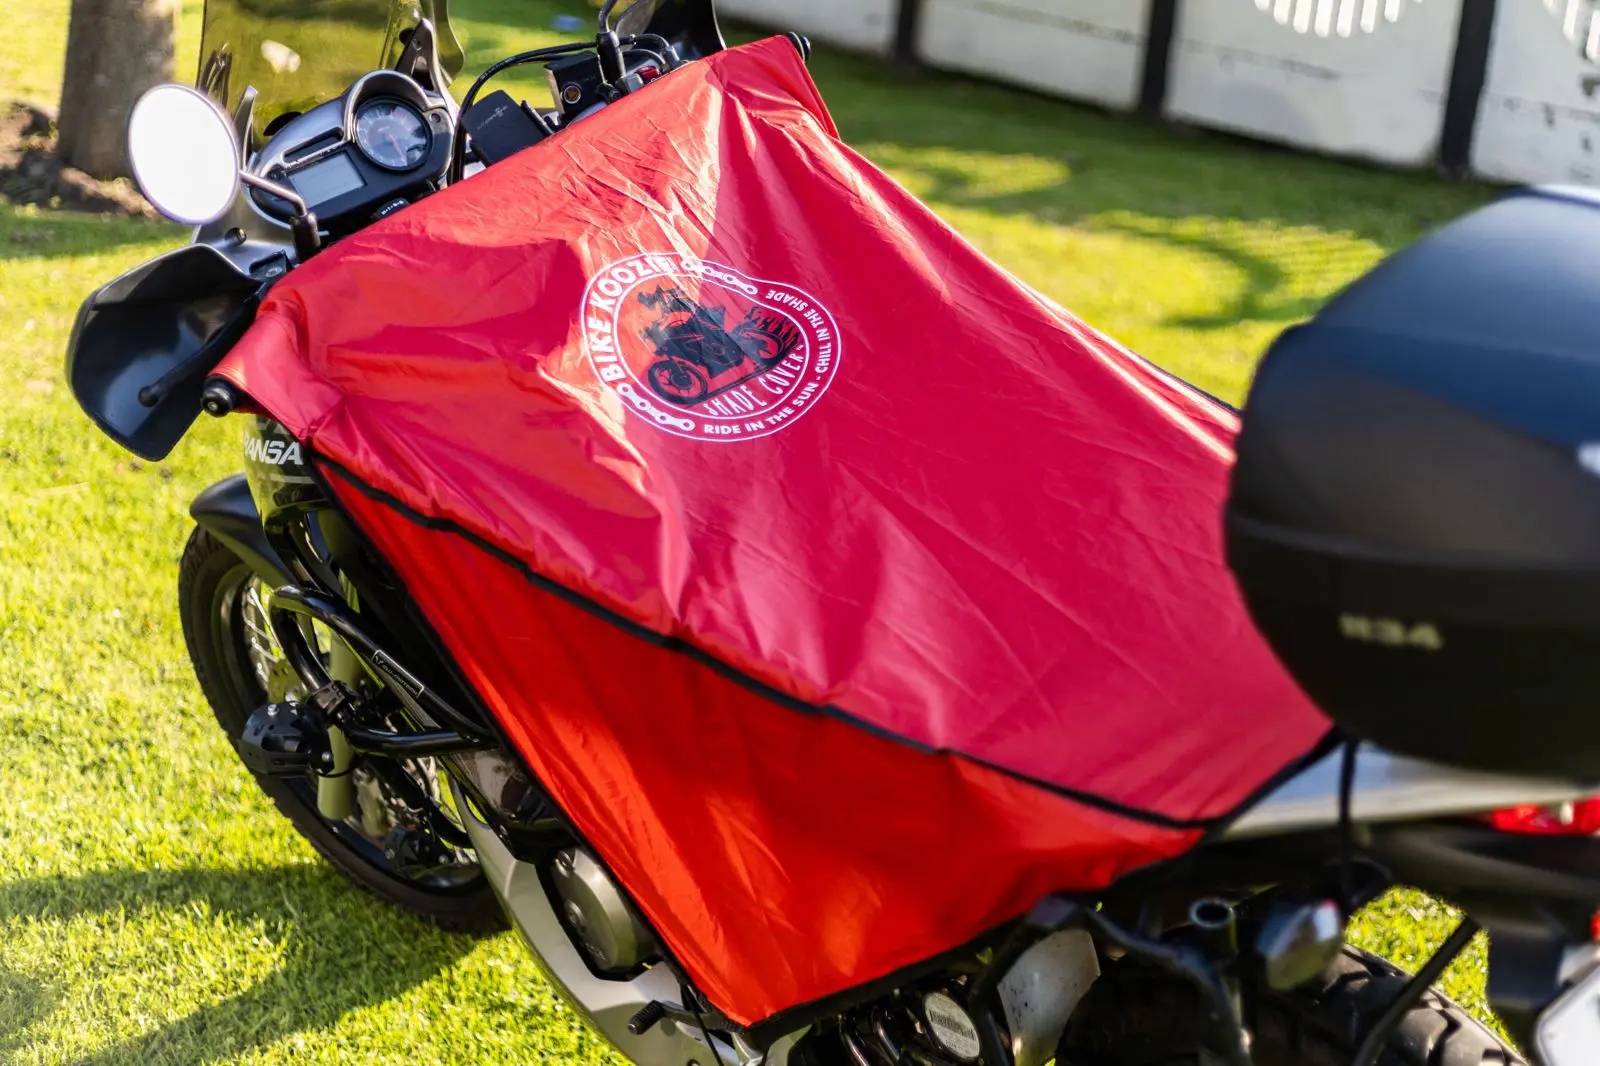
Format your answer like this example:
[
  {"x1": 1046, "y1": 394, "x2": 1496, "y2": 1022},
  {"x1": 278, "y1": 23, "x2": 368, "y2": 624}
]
[
  {"x1": 1138, "y1": 0, "x2": 1179, "y2": 118},
  {"x1": 1440, "y1": 0, "x2": 1499, "y2": 178},
  {"x1": 892, "y1": 0, "x2": 924, "y2": 70}
]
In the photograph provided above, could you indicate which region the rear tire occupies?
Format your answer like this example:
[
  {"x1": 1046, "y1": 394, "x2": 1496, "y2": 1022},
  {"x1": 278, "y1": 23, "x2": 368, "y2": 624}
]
[
  {"x1": 178, "y1": 526, "x2": 504, "y2": 934},
  {"x1": 1059, "y1": 945, "x2": 1521, "y2": 1066}
]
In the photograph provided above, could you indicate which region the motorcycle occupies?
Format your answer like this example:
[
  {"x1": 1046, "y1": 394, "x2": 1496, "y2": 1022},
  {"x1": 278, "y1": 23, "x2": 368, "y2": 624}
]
[
  {"x1": 62, "y1": 1, "x2": 1600, "y2": 1063},
  {"x1": 637, "y1": 284, "x2": 804, "y2": 406}
]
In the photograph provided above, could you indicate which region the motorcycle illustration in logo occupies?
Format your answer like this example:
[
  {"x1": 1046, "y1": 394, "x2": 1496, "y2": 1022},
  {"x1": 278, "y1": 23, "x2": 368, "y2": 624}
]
[
  {"x1": 637, "y1": 284, "x2": 804, "y2": 406},
  {"x1": 582, "y1": 254, "x2": 841, "y2": 442}
]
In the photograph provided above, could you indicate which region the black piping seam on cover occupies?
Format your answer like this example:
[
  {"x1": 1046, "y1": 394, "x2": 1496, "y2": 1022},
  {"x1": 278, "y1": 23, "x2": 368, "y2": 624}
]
[
  {"x1": 303, "y1": 457, "x2": 723, "y2": 1021},
  {"x1": 311, "y1": 453, "x2": 1013, "y2": 1043},
  {"x1": 309, "y1": 455, "x2": 1015, "y2": 1045},
  {"x1": 308, "y1": 453, "x2": 1336, "y2": 1040},
  {"x1": 746, "y1": 723, "x2": 1337, "y2": 1043},
  {"x1": 315, "y1": 455, "x2": 1331, "y2": 834}
]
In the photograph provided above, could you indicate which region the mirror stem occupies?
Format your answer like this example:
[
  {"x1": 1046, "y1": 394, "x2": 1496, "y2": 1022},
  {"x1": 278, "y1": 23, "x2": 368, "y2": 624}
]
[{"x1": 240, "y1": 172, "x2": 323, "y2": 259}]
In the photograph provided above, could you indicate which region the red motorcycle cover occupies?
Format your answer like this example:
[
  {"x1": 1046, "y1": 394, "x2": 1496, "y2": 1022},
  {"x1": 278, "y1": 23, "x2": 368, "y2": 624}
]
[{"x1": 217, "y1": 37, "x2": 1331, "y2": 1027}]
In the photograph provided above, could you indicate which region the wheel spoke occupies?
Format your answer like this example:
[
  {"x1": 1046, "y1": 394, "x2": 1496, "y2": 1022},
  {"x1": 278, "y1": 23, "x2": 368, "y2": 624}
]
[{"x1": 227, "y1": 575, "x2": 481, "y2": 890}]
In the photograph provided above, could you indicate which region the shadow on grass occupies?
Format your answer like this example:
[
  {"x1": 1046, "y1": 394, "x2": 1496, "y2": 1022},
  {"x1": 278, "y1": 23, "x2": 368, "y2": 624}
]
[
  {"x1": 0, "y1": 863, "x2": 475, "y2": 1065},
  {"x1": 0, "y1": 203, "x2": 173, "y2": 262},
  {"x1": 1092, "y1": 214, "x2": 1374, "y2": 330},
  {"x1": 0, "y1": 960, "x2": 57, "y2": 1064}
]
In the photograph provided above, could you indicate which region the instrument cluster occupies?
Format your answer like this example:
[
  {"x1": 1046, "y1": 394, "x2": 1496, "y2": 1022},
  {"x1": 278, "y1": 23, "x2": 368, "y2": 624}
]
[{"x1": 247, "y1": 71, "x2": 454, "y2": 229}]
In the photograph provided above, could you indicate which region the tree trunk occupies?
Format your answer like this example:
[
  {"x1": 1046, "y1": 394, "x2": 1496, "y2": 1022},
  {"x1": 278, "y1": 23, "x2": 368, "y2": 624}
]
[{"x1": 57, "y1": 0, "x2": 177, "y2": 181}]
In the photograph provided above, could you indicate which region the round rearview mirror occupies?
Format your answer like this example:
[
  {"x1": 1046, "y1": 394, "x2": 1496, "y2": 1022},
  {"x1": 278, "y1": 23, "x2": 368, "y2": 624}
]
[{"x1": 127, "y1": 84, "x2": 241, "y2": 226}]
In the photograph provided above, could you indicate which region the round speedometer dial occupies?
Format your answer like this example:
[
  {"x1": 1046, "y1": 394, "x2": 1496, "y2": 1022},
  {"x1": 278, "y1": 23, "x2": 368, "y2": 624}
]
[{"x1": 354, "y1": 99, "x2": 429, "y2": 170}]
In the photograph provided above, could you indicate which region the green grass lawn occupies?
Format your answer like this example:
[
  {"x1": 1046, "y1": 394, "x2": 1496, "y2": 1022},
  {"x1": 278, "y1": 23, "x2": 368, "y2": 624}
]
[{"x1": 0, "y1": 1, "x2": 1508, "y2": 1062}]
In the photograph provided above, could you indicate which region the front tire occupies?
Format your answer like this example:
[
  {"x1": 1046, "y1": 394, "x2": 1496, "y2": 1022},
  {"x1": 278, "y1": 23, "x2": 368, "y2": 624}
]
[
  {"x1": 1059, "y1": 946, "x2": 1521, "y2": 1066},
  {"x1": 178, "y1": 526, "x2": 504, "y2": 934},
  {"x1": 648, "y1": 355, "x2": 711, "y2": 404}
]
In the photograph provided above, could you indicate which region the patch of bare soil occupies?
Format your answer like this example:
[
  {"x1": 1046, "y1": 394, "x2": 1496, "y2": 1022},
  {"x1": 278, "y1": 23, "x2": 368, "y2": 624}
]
[{"x1": 0, "y1": 101, "x2": 156, "y2": 217}]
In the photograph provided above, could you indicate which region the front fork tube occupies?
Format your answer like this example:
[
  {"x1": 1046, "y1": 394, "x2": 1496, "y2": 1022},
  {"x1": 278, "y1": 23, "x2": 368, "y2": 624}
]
[{"x1": 315, "y1": 581, "x2": 362, "y2": 822}]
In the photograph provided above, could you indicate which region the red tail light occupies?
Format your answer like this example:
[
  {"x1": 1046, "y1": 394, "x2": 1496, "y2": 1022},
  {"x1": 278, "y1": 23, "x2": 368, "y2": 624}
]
[
  {"x1": 1485, "y1": 798, "x2": 1600, "y2": 835},
  {"x1": 1487, "y1": 800, "x2": 1600, "y2": 942}
]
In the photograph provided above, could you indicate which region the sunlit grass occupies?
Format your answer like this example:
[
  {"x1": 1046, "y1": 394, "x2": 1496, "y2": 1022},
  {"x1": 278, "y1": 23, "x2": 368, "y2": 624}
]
[{"x1": 0, "y1": 0, "x2": 1506, "y2": 1060}]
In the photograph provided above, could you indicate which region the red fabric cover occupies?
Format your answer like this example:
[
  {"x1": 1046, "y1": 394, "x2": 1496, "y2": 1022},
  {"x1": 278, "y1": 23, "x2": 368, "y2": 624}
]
[
  {"x1": 330, "y1": 480, "x2": 1198, "y2": 1022},
  {"x1": 217, "y1": 37, "x2": 1330, "y2": 1023}
]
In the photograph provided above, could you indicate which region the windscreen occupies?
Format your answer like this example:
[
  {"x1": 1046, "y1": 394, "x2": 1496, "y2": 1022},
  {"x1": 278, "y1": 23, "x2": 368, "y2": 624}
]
[{"x1": 196, "y1": 0, "x2": 461, "y2": 143}]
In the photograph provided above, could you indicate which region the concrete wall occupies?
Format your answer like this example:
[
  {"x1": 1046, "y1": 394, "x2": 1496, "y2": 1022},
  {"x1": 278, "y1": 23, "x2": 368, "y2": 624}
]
[
  {"x1": 916, "y1": 0, "x2": 1152, "y2": 111},
  {"x1": 719, "y1": 0, "x2": 1600, "y2": 187},
  {"x1": 1473, "y1": 0, "x2": 1600, "y2": 184},
  {"x1": 716, "y1": 0, "x2": 898, "y2": 55},
  {"x1": 1168, "y1": 0, "x2": 1462, "y2": 167}
]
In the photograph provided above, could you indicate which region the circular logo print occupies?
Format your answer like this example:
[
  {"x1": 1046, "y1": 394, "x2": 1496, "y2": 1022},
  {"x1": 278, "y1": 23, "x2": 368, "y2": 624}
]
[{"x1": 581, "y1": 253, "x2": 840, "y2": 442}]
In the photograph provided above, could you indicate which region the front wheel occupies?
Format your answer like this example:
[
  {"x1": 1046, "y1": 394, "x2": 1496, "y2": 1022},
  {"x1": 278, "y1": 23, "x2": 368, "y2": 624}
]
[
  {"x1": 1059, "y1": 946, "x2": 1521, "y2": 1066},
  {"x1": 177, "y1": 526, "x2": 504, "y2": 933},
  {"x1": 648, "y1": 355, "x2": 711, "y2": 405}
]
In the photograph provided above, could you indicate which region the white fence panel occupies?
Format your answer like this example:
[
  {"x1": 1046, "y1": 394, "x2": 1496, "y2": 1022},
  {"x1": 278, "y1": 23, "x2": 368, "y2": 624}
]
[
  {"x1": 715, "y1": 0, "x2": 897, "y2": 54},
  {"x1": 1168, "y1": 0, "x2": 1462, "y2": 166},
  {"x1": 1473, "y1": 1, "x2": 1600, "y2": 184},
  {"x1": 917, "y1": 0, "x2": 1151, "y2": 110}
]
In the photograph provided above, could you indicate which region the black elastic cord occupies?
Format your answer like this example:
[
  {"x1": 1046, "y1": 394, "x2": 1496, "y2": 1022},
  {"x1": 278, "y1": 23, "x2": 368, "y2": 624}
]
[
  {"x1": 449, "y1": 42, "x2": 594, "y2": 182},
  {"x1": 448, "y1": 33, "x2": 676, "y2": 183},
  {"x1": 1337, "y1": 737, "x2": 1361, "y2": 915},
  {"x1": 685, "y1": 986, "x2": 721, "y2": 1063},
  {"x1": 316, "y1": 453, "x2": 1265, "y2": 833},
  {"x1": 1353, "y1": 916, "x2": 1480, "y2": 1066}
]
